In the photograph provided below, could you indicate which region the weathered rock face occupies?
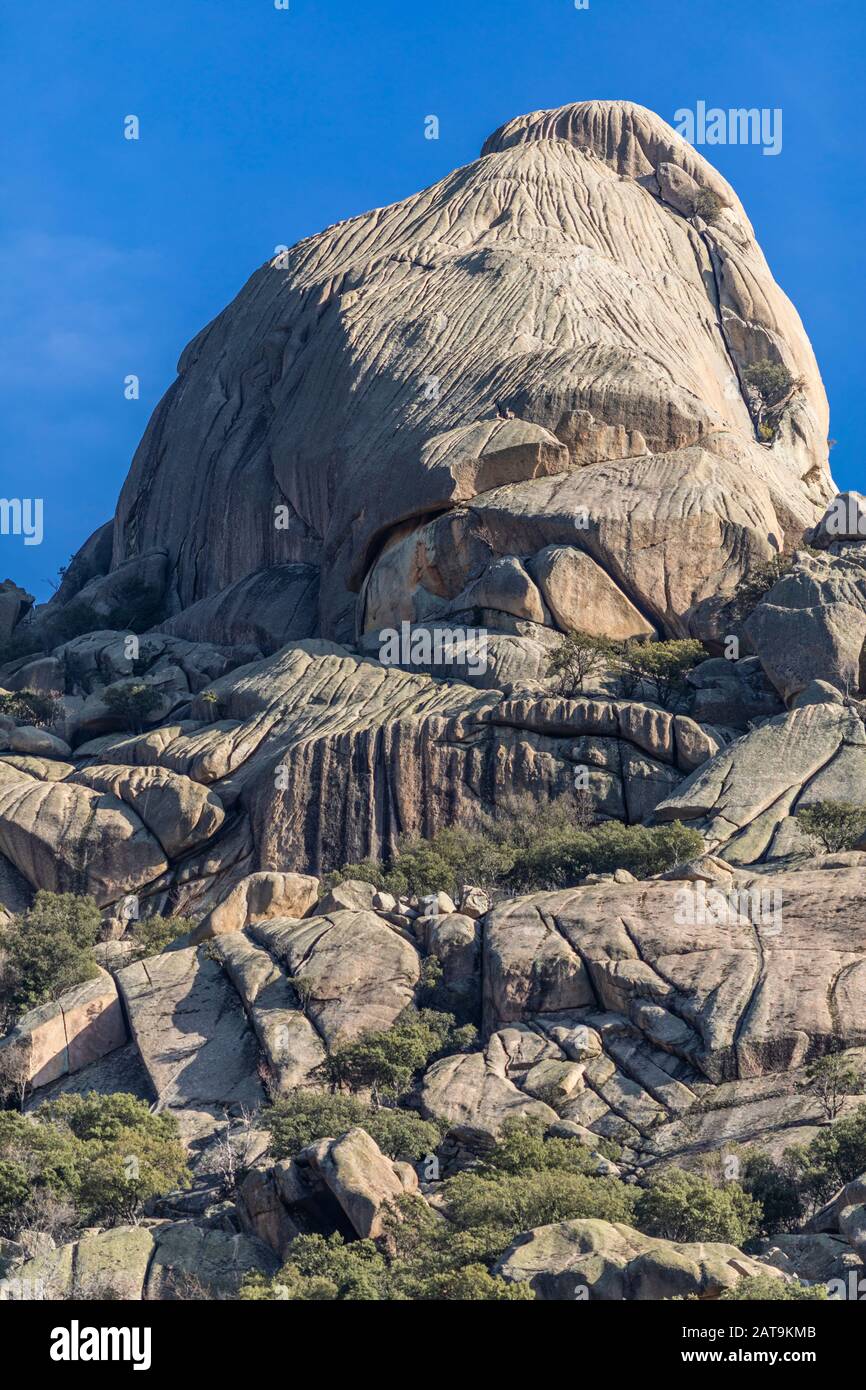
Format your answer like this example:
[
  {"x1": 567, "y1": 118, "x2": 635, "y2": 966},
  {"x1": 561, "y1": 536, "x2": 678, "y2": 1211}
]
[
  {"x1": 2, "y1": 1221, "x2": 278, "y2": 1300},
  {"x1": 746, "y1": 512, "x2": 866, "y2": 701},
  {"x1": 654, "y1": 699, "x2": 866, "y2": 863},
  {"x1": 0, "y1": 971, "x2": 126, "y2": 1089},
  {"x1": 482, "y1": 868, "x2": 866, "y2": 1084},
  {"x1": 0, "y1": 580, "x2": 34, "y2": 642},
  {"x1": 87, "y1": 99, "x2": 831, "y2": 648}
]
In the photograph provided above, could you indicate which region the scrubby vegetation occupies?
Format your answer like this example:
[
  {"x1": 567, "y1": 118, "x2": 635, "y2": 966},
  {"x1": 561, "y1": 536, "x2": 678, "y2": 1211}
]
[
  {"x1": 545, "y1": 632, "x2": 612, "y2": 694},
  {"x1": 0, "y1": 690, "x2": 61, "y2": 728},
  {"x1": 743, "y1": 358, "x2": 797, "y2": 409},
  {"x1": 0, "y1": 579, "x2": 163, "y2": 674},
  {"x1": 0, "y1": 892, "x2": 102, "y2": 1031},
  {"x1": 737, "y1": 1103, "x2": 866, "y2": 1228},
  {"x1": 719, "y1": 1274, "x2": 827, "y2": 1301},
  {"x1": 323, "y1": 1007, "x2": 476, "y2": 1103},
  {"x1": 241, "y1": 1117, "x2": 786, "y2": 1302},
  {"x1": 127, "y1": 913, "x2": 192, "y2": 960},
  {"x1": 615, "y1": 639, "x2": 706, "y2": 707},
  {"x1": 545, "y1": 632, "x2": 706, "y2": 708},
  {"x1": 0, "y1": 1092, "x2": 189, "y2": 1244},
  {"x1": 691, "y1": 187, "x2": 724, "y2": 223},
  {"x1": 328, "y1": 797, "x2": 703, "y2": 900},
  {"x1": 264, "y1": 1092, "x2": 442, "y2": 1163},
  {"x1": 634, "y1": 1166, "x2": 762, "y2": 1246},
  {"x1": 0, "y1": 894, "x2": 192, "y2": 1037},
  {"x1": 796, "y1": 800, "x2": 866, "y2": 854},
  {"x1": 102, "y1": 681, "x2": 162, "y2": 733}
]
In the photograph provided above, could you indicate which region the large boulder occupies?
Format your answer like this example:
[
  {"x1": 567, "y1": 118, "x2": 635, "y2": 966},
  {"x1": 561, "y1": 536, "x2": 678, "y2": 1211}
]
[
  {"x1": 482, "y1": 870, "x2": 866, "y2": 1082},
  {"x1": 115, "y1": 947, "x2": 264, "y2": 1143},
  {"x1": 0, "y1": 580, "x2": 34, "y2": 642},
  {"x1": 495, "y1": 1218, "x2": 779, "y2": 1300},
  {"x1": 0, "y1": 762, "x2": 167, "y2": 905},
  {"x1": 0, "y1": 971, "x2": 126, "y2": 1090},
  {"x1": 745, "y1": 542, "x2": 866, "y2": 701},
  {"x1": 654, "y1": 700, "x2": 866, "y2": 862},
  {"x1": 190, "y1": 869, "x2": 319, "y2": 941},
  {"x1": 67, "y1": 763, "x2": 225, "y2": 859},
  {"x1": 89, "y1": 100, "x2": 829, "y2": 648},
  {"x1": 248, "y1": 909, "x2": 420, "y2": 1048}
]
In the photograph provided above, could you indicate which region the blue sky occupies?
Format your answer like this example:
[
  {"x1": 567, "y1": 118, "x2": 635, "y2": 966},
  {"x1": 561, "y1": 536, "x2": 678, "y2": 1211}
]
[{"x1": 2, "y1": 0, "x2": 863, "y2": 600}]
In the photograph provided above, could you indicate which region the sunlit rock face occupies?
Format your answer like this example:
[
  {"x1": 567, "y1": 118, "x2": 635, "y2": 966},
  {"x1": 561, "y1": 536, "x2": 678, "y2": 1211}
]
[{"x1": 109, "y1": 100, "x2": 832, "y2": 646}]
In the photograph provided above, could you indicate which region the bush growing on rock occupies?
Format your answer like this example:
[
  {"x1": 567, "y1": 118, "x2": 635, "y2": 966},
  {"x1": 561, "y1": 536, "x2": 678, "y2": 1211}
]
[
  {"x1": 0, "y1": 689, "x2": 60, "y2": 728},
  {"x1": 611, "y1": 639, "x2": 706, "y2": 709},
  {"x1": 545, "y1": 631, "x2": 614, "y2": 695},
  {"x1": 0, "y1": 891, "x2": 101, "y2": 1028},
  {"x1": 324, "y1": 1008, "x2": 476, "y2": 1102},
  {"x1": 719, "y1": 1274, "x2": 827, "y2": 1301},
  {"x1": 330, "y1": 798, "x2": 703, "y2": 899},
  {"x1": 0, "y1": 1092, "x2": 189, "y2": 1239},
  {"x1": 788, "y1": 1103, "x2": 866, "y2": 1199},
  {"x1": 39, "y1": 597, "x2": 103, "y2": 648},
  {"x1": 692, "y1": 187, "x2": 724, "y2": 222},
  {"x1": 128, "y1": 913, "x2": 193, "y2": 960},
  {"x1": 103, "y1": 578, "x2": 164, "y2": 634},
  {"x1": 240, "y1": 1217, "x2": 534, "y2": 1302},
  {"x1": 479, "y1": 1118, "x2": 622, "y2": 1174},
  {"x1": 504, "y1": 819, "x2": 704, "y2": 892},
  {"x1": 102, "y1": 681, "x2": 162, "y2": 733},
  {"x1": 732, "y1": 553, "x2": 793, "y2": 622},
  {"x1": 737, "y1": 1149, "x2": 805, "y2": 1234},
  {"x1": 804, "y1": 1052, "x2": 864, "y2": 1121},
  {"x1": 735, "y1": 1104, "x2": 866, "y2": 1223},
  {"x1": 633, "y1": 1167, "x2": 762, "y2": 1246},
  {"x1": 545, "y1": 633, "x2": 706, "y2": 708},
  {"x1": 795, "y1": 800, "x2": 866, "y2": 854},
  {"x1": 264, "y1": 1091, "x2": 442, "y2": 1162},
  {"x1": 443, "y1": 1167, "x2": 637, "y2": 1239},
  {"x1": 743, "y1": 358, "x2": 797, "y2": 409}
]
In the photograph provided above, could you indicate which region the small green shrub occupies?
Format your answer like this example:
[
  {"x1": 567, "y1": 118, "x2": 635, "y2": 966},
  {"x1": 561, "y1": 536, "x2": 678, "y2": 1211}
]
[
  {"x1": 329, "y1": 798, "x2": 703, "y2": 899},
  {"x1": 611, "y1": 639, "x2": 706, "y2": 709},
  {"x1": 743, "y1": 358, "x2": 796, "y2": 408},
  {"x1": 129, "y1": 914, "x2": 192, "y2": 960},
  {"x1": 732, "y1": 553, "x2": 792, "y2": 621},
  {"x1": 791, "y1": 1102, "x2": 866, "y2": 1193},
  {"x1": 264, "y1": 1092, "x2": 442, "y2": 1162},
  {"x1": 0, "y1": 1092, "x2": 189, "y2": 1237},
  {"x1": 0, "y1": 690, "x2": 60, "y2": 728},
  {"x1": 324, "y1": 1008, "x2": 475, "y2": 1102},
  {"x1": 479, "y1": 1118, "x2": 622, "y2": 1175},
  {"x1": 0, "y1": 891, "x2": 101, "y2": 1027},
  {"x1": 739, "y1": 1150, "x2": 804, "y2": 1234},
  {"x1": 504, "y1": 819, "x2": 704, "y2": 892},
  {"x1": 692, "y1": 187, "x2": 724, "y2": 222},
  {"x1": 633, "y1": 1168, "x2": 762, "y2": 1246},
  {"x1": 545, "y1": 632, "x2": 614, "y2": 696},
  {"x1": 40, "y1": 598, "x2": 103, "y2": 647},
  {"x1": 796, "y1": 801, "x2": 866, "y2": 854},
  {"x1": 103, "y1": 578, "x2": 164, "y2": 634},
  {"x1": 445, "y1": 1166, "x2": 637, "y2": 1234},
  {"x1": 719, "y1": 1274, "x2": 827, "y2": 1301},
  {"x1": 102, "y1": 681, "x2": 162, "y2": 733},
  {"x1": 240, "y1": 1220, "x2": 534, "y2": 1302}
]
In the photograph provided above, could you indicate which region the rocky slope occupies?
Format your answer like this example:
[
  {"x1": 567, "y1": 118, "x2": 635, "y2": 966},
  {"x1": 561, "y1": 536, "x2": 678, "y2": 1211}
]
[{"x1": 1, "y1": 100, "x2": 864, "y2": 1302}]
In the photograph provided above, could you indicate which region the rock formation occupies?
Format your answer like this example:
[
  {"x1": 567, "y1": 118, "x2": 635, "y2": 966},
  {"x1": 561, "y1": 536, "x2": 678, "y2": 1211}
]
[{"x1": 1, "y1": 100, "x2": 863, "y2": 1304}]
